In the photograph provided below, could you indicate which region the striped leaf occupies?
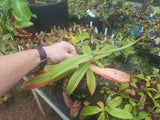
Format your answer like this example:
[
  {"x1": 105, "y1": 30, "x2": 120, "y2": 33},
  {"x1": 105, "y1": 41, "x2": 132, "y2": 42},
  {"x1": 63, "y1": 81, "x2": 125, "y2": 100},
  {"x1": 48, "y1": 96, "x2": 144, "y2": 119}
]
[
  {"x1": 67, "y1": 62, "x2": 91, "y2": 95},
  {"x1": 82, "y1": 45, "x2": 92, "y2": 55},
  {"x1": 21, "y1": 69, "x2": 72, "y2": 89},
  {"x1": 94, "y1": 44, "x2": 115, "y2": 59},
  {"x1": 86, "y1": 69, "x2": 96, "y2": 96},
  {"x1": 50, "y1": 55, "x2": 93, "y2": 80}
]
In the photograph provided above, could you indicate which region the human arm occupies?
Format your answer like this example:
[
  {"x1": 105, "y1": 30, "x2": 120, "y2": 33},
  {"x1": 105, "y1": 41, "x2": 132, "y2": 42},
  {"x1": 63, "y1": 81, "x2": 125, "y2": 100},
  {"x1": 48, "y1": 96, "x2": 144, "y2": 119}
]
[{"x1": 0, "y1": 41, "x2": 77, "y2": 96}]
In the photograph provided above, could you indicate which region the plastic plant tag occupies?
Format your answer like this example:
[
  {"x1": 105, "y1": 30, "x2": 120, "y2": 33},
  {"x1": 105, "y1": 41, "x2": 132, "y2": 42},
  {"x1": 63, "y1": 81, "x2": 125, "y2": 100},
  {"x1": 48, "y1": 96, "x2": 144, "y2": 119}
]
[
  {"x1": 94, "y1": 27, "x2": 98, "y2": 33},
  {"x1": 78, "y1": 14, "x2": 81, "y2": 20},
  {"x1": 91, "y1": 39, "x2": 93, "y2": 44},
  {"x1": 154, "y1": 11, "x2": 156, "y2": 15},
  {"x1": 153, "y1": 69, "x2": 159, "y2": 75},
  {"x1": 96, "y1": 45, "x2": 99, "y2": 49},
  {"x1": 111, "y1": 34, "x2": 115, "y2": 39},
  {"x1": 149, "y1": 14, "x2": 153, "y2": 21},
  {"x1": 119, "y1": 37, "x2": 123, "y2": 41},
  {"x1": 135, "y1": 25, "x2": 142, "y2": 37},
  {"x1": 156, "y1": 37, "x2": 159, "y2": 45},
  {"x1": 75, "y1": 8, "x2": 77, "y2": 12},
  {"x1": 105, "y1": 28, "x2": 108, "y2": 35},
  {"x1": 104, "y1": 37, "x2": 107, "y2": 41},
  {"x1": 112, "y1": 40, "x2": 115, "y2": 45},
  {"x1": 149, "y1": 30, "x2": 153, "y2": 37},
  {"x1": 86, "y1": 9, "x2": 95, "y2": 17},
  {"x1": 10, "y1": 36, "x2": 13, "y2": 40},
  {"x1": 159, "y1": 52, "x2": 160, "y2": 56},
  {"x1": 79, "y1": 28, "x2": 81, "y2": 34},
  {"x1": 110, "y1": 5, "x2": 112, "y2": 11},
  {"x1": 135, "y1": 6, "x2": 138, "y2": 11},
  {"x1": 131, "y1": 19, "x2": 134, "y2": 25},
  {"x1": 125, "y1": 2, "x2": 128, "y2": 5},
  {"x1": 106, "y1": 96, "x2": 112, "y2": 104},
  {"x1": 31, "y1": 13, "x2": 37, "y2": 19},
  {"x1": 17, "y1": 45, "x2": 22, "y2": 52},
  {"x1": 81, "y1": 40, "x2": 84, "y2": 43},
  {"x1": 90, "y1": 21, "x2": 93, "y2": 27},
  {"x1": 128, "y1": 28, "x2": 132, "y2": 35},
  {"x1": 0, "y1": 12, "x2": 3, "y2": 16}
]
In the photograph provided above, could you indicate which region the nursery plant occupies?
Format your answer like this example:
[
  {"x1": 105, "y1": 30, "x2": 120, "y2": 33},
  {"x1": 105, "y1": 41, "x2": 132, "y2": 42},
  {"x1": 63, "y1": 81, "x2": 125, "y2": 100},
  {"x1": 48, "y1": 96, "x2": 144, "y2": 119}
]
[
  {"x1": 0, "y1": 0, "x2": 33, "y2": 54},
  {"x1": 1, "y1": 0, "x2": 160, "y2": 119},
  {"x1": 0, "y1": 0, "x2": 32, "y2": 34}
]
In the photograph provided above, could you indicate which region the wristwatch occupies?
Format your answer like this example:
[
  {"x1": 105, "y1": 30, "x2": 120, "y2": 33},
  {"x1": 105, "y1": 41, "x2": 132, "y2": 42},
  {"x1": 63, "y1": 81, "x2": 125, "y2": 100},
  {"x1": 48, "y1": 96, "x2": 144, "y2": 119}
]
[{"x1": 31, "y1": 46, "x2": 47, "y2": 70}]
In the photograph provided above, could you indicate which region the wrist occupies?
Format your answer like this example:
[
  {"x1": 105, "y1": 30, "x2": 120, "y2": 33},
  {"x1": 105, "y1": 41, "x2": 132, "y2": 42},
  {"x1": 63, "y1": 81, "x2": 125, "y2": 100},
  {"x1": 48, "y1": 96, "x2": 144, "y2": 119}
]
[{"x1": 31, "y1": 46, "x2": 47, "y2": 70}]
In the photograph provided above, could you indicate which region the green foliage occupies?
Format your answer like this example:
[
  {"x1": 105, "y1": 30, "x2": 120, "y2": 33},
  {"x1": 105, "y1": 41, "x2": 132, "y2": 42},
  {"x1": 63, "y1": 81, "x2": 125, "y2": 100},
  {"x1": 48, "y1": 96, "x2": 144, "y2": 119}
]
[
  {"x1": 101, "y1": 68, "x2": 160, "y2": 119},
  {"x1": 116, "y1": 0, "x2": 124, "y2": 8},
  {"x1": 81, "y1": 97, "x2": 133, "y2": 119},
  {"x1": 0, "y1": 0, "x2": 32, "y2": 35},
  {"x1": 67, "y1": 62, "x2": 91, "y2": 95}
]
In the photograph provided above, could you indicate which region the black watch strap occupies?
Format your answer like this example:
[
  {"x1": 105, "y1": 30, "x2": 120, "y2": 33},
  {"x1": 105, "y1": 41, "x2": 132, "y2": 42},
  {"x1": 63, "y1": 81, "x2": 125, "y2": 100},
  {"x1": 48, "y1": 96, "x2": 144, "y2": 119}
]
[{"x1": 31, "y1": 46, "x2": 47, "y2": 70}]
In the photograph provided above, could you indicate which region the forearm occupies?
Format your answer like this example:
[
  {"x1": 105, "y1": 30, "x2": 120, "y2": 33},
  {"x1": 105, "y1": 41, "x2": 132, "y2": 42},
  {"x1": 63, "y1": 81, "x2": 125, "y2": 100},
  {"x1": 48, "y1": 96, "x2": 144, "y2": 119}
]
[{"x1": 0, "y1": 49, "x2": 40, "y2": 96}]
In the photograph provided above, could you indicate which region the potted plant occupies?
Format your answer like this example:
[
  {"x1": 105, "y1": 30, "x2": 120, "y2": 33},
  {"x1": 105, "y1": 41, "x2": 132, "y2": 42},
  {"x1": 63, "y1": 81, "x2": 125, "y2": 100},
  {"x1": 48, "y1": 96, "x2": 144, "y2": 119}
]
[{"x1": 28, "y1": 0, "x2": 69, "y2": 32}]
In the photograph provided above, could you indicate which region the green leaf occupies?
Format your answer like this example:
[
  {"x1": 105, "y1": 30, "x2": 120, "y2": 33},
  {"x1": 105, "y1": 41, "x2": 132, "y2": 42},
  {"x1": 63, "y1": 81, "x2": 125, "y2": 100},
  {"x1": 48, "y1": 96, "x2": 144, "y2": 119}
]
[
  {"x1": 153, "y1": 68, "x2": 159, "y2": 77},
  {"x1": 154, "y1": 101, "x2": 159, "y2": 107},
  {"x1": 0, "y1": 0, "x2": 10, "y2": 10},
  {"x1": 130, "y1": 82, "x2": 137, "y2": 88},
  {"x1": 147, "y1": 88, "x2": 157, "y2": 92},
  {"x1": 147, "y1": 91, "x2": 154, "y2": 101},
  {"x1": 82, "y1": 45, "x2": 92, "y2": 55},
  {"x1": 117, "y1": 0, "x2": 124, "y2": 8},
  {"x1": 76, "y1": 32, "x2": 90, "y2": 43},
  {"x1": 137, "y1": 74, "x2": 145, "y2": 80},
  {"x1": 94, "y1": 37, "x2": 143, "y2": 60},
  {"x1": 94, "y1": 44, "x2": 115, "y2": 59},
  {"x1": 81, "y1": 106, "x2": 102, "y2": 116},
  {"x1": 67, "y1": 62, "x2": 91, "y2": 95},
  {"x1": 50, "y1": 55, "x2": 92, "y2": 80},
  {"x1": 94, "y1": 61, "x2": 104, "y2": 68},
  {"x1": 22, "y1": 69, "x2": 73, "y2": 89},
  {"x1": 157, "y1": 84, "x2": 160, "y2": 91},
  {"x1": 154, "y1": 93, "x2": 160, "y2": 99},
  {"x1": 98, "y1": 112, "x2": 105, "y2": 120},
  {"x1": 108, "y1": 96, "x2": 122, "y2": 108},
  {"x1": 114, "y1": 51, "x2": 121, "y2": 56},
  {"x1": 105, "y1": 106, "x2": 133, "y2": 119},
  {"x1": 3, "y1": 93, "x2": 12, "y2": 101},
  {"x1": 1, "y1": 44, "x2": 6, "y2": 53},
  {"x1": 118, "y1": 83, "x2": 129, "y2": 92},
  {"x1": 11, "y1": 0, "x2": 31, "y2": 22},
  {"x1": 86, "y1": 69, "x2": 96, "y2": 96},
  {"x1": 97, "y1": 101, "x2": 104, "y2": 109},
  {"x1": 137, "y1": 112, "x2": 149, "y2": 119},
  {"x1": 124, "y1": 104, "x2": 133, "y2": 112},
  {"x1": 154, "y1": 107, "x2": 160, "y2": 113},
  {"x1": 14, "y1": 21, "x2": 33, "y2": 28}
]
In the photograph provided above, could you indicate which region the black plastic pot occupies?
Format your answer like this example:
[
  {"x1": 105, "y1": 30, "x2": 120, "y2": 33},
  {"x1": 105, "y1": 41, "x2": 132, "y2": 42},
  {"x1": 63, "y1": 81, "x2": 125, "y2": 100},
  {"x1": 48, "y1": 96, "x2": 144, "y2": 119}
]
[
  {"x1": 149, "y1": 54, "x2": 160, "y2": 68},
  {"x1": 29, "y1": 0, "x2": 69, "y2": 32}
]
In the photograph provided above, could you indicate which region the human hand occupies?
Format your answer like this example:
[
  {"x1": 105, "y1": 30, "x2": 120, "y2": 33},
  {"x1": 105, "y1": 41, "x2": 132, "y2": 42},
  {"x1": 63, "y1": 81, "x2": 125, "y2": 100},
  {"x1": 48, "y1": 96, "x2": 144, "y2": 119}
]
[{"x1": 43, "y1": 41, "x2": 77, "y2": 64}]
